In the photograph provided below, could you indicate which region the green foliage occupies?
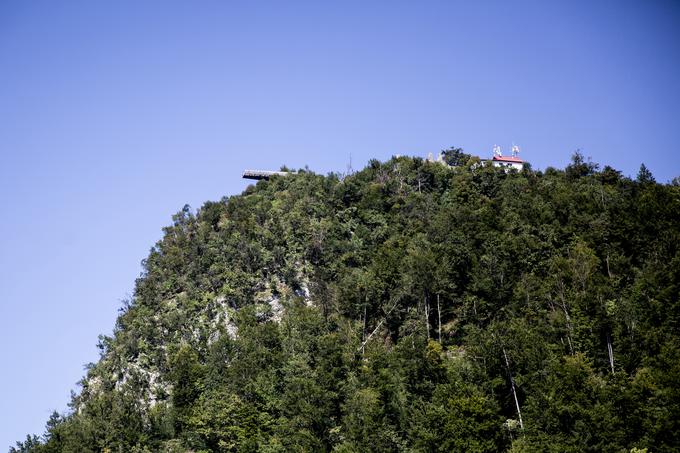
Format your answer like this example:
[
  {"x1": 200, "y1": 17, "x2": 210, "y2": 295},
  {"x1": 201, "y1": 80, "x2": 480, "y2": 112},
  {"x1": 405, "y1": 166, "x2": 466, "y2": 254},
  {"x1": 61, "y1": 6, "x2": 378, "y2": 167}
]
[
  {"x1": 15, "y1": 154, "x2": 680, "y2": 452},
  {"x1": 442, "y1": 146, "x2": 472, "y2": 167}
]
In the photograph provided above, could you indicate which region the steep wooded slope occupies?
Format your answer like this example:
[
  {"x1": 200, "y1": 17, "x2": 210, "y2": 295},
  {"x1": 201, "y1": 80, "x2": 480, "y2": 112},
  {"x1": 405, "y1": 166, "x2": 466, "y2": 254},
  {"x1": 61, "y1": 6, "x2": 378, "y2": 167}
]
[{"x1": 13, "y1": 153, "x2": 680, "y2": 452}]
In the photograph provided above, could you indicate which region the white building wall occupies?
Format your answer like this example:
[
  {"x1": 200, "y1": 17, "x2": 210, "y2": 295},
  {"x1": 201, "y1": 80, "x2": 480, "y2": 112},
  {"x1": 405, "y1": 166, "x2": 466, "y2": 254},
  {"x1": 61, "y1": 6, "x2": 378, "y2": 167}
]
[{"x1": 491, "y1": 161, "x2": 523, "y2": 171}]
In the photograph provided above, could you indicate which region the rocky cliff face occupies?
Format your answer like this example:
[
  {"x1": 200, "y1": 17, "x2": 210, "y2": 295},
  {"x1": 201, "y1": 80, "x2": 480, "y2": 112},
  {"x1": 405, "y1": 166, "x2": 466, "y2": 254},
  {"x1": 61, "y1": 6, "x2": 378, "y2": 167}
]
[{"x1": 80, "y1": 273, "x2": 309, "y2": 413}]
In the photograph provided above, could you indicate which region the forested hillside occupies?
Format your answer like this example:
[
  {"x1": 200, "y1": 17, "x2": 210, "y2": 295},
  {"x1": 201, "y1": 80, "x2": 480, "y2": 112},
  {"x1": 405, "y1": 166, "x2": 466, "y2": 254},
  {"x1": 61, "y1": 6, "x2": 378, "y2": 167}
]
[{"x1": 13, "y1": 151, "x2": 680, "y2": 452}]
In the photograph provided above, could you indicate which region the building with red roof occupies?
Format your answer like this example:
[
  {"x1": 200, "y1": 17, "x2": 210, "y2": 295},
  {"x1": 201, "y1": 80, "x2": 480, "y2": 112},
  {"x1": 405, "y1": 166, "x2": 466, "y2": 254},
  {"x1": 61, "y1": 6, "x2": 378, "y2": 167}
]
[{"x1": 482, "y1": 145, "x2": 525, "y2": 171}]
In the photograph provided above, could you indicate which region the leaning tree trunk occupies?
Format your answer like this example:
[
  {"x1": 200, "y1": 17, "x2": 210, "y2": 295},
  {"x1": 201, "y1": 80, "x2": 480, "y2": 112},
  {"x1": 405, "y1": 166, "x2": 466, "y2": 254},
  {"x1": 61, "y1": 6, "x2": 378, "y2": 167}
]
[{"x1": 502, "y1": 346, "x2": 524, "y2": 430}]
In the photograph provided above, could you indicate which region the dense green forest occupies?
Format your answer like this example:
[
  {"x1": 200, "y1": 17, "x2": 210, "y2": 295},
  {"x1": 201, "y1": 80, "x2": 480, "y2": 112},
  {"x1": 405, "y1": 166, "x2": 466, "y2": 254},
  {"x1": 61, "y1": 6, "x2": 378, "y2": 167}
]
[{"x1": 13, "y1": 151, "x2": 680, "y2": 452}]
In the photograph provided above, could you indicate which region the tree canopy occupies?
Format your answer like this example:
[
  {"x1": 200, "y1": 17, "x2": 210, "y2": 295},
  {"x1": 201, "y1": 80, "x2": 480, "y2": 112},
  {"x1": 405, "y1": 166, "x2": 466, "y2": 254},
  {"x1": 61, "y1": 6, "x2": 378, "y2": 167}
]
[{"x1": 12, "y1": 153, "x2": 680, "y2": 452}]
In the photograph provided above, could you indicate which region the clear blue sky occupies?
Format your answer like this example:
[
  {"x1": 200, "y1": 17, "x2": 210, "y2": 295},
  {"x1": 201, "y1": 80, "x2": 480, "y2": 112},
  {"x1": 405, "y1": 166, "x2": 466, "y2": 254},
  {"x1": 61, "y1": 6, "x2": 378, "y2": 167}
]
[{"x1": 1, "y1": 0, "x2": 679, "y2": 448}]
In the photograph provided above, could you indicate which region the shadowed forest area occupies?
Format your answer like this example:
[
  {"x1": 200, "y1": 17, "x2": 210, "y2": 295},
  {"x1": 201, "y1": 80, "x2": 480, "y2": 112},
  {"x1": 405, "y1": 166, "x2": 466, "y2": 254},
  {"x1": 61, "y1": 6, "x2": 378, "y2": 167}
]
[{"x1": 13, "y1": 151, "x2": 680, "y2": 452}]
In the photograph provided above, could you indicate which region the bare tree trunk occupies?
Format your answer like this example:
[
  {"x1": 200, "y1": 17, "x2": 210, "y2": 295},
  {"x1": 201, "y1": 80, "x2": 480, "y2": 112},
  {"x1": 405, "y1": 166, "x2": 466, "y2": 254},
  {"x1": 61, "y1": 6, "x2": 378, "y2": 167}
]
[
  {"x1": 502, "y1": 346, "x2": 524, "y2": 430},
  {"x1": 604, "y1": 254, "x2": 615, "y2": 373},
  {"x1": 563, "y1": 309, "x2": 574, "y2": 355},
  {"x1": 557, "y1": 283, "x2": 574, "y2": 355},
  {"x1": 607, "y1": 332, "x2": 615, "y2": 374},
  {"x1": 357, "y1": 299, "x2": 400, "y2": 353},
  {"x1": 437, "y1": 294, "x2": 442, "y2": 343},
  {"x1": 358, "y1": 317, "x2": 386, "y2": 353},
  {"x1": 362, "y1": 304, "x2": 367, "y2": 355},
  {"x1": 425, "y1": 295, "x2": 430, "y2": 340}
]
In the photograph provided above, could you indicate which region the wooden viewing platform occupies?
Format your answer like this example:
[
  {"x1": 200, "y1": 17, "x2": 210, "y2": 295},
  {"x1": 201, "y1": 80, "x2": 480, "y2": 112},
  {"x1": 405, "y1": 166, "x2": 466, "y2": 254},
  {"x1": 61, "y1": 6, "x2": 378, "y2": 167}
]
[{"x1": 242, "y1": 170, "x2": 294, "y2": 180}]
